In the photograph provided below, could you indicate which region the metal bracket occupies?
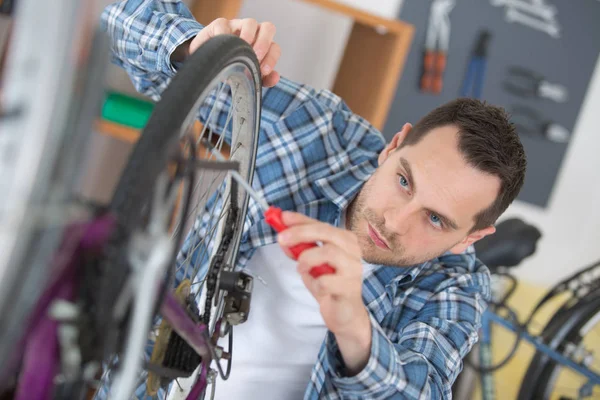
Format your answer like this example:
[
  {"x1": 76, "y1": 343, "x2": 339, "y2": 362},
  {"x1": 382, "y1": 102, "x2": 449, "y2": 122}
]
[{"x1": 219, "y1": 270, "x2": 253, "y2": 326}]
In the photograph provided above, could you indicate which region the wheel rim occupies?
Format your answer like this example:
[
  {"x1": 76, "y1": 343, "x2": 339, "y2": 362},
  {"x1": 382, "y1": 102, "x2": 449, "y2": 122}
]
[
  {"x1": 543, "y1": 308, "x2": 600, "y2": 400},
  {"x1": 101, "y1": 56, "x2": 261, "y2": 400}
]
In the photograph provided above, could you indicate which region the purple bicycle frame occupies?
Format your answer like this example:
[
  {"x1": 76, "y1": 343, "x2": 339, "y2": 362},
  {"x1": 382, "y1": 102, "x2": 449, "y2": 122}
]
[{"x1": 7, "y1": 215, "x2": 214, "y2": 399}]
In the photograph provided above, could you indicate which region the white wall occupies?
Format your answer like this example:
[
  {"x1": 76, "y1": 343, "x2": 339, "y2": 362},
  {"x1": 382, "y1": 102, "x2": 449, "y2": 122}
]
[
  {"x1": 503, "y1": 58, "x2": 600, "y2": 285},
  {"x1": 240, "y1": 0, "x2": 600, "y2": 286},
  {"x1": 238, "y1": 0, "x2": 403, "y2": 90}
]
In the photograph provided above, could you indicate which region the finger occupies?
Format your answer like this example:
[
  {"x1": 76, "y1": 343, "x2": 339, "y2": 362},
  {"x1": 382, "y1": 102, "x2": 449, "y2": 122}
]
[
  {"x1": 297, "y1": 267, "x2": 328, "y2": 300},
  {"x1": 280, "y1": 210, "x2": 315, "y2": 226},
  {"x1": 253, "y1": 22, "x2": 276, "y2": 62},
  {"x1": 296, "y1": 244, "x2": 360, "y2": 277},
  {"x1": 311, "y1": 274, "x2": 349, "y2": 297},
  {"x1": 279, "y1": 223, "x2": 360, "y2": 258},
  {"x1": 278, "y1": 242, "x2": 296, "y2": 260},
  {"x1": 260, "y1": 42, "x2": 281, "y2": 77},
  {"x1": 211, "y1": 18, "x2": 233, "y2": 36},
  {"x1": 237, "y1": 18, "x2": 258, "y2": 45},
  {"x1": 262, "y1": 70, "x2": 280, "y2": 87}
]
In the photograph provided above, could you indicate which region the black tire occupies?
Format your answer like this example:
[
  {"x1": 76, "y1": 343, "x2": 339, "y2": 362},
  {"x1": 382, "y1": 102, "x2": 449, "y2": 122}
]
[
  {"x1": 518, "y1": 292, "x2": 600, "y2": 400},
  {"x1": 90, "y1": 35, "x2": 262, "y2": 361},
  {"x1": 111, "y1": 34, "x2": 260, "y2": 226}
]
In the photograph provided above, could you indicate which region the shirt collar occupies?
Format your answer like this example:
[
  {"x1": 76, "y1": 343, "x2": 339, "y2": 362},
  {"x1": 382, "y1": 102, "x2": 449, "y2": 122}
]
[
  {"x1": 377, "y1": 261, "x2": 431, "y2": 286},
  {"x1": 314, "y1": 159, "x2": 377, "y2": 211}
]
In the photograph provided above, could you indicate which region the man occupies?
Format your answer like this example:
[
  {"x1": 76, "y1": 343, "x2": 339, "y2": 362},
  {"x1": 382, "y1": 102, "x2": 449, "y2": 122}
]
[{"x1": 101, "y1": 1, "x2": 526, "y2": 399}]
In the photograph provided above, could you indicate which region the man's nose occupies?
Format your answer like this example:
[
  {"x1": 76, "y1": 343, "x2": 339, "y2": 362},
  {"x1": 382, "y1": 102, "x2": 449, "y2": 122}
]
[{"x1": 384, "y1": 202, "x2": 420, "y2": 236}]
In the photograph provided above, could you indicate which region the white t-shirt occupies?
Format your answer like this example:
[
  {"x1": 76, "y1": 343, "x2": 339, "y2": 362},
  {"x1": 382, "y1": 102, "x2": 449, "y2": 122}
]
[{"x1": 213, "y1": 212, "x2": 375, "y2": 399}]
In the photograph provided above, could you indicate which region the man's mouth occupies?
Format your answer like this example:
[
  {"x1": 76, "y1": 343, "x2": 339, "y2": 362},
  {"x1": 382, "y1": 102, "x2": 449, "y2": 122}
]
[{"x1": 367, "y1": 223, "x2": 390, "y2": 250}]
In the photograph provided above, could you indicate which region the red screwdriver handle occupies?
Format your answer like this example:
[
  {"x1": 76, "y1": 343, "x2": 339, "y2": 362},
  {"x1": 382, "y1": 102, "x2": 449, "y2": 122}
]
[{"x1": 264, "y1": 206, "x2": 336, "y2": 278}]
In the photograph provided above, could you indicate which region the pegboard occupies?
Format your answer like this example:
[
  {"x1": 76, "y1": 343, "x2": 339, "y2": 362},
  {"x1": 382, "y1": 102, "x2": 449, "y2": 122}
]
[{"x1": 383, "y1": 0, "x2": 600, "y2": 208}]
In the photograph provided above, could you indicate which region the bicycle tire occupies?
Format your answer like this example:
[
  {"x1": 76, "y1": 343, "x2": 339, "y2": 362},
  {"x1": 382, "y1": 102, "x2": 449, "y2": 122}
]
[
  {"x1": 518, "y1": 292, "x2": 600, "y2": 400},
  {"x1": 93, "y1": 34, "x2": 262, "y2": 398},
  {"x1": 111, "y1": 35, "x2": 260, "y2": 228}
]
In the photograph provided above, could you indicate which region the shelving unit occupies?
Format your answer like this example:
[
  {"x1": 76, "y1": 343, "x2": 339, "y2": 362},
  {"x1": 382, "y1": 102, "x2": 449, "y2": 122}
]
[
  {"x1": 188, "y1": 0, "x2": 413, "y2": 130},
  {"x1": 299, "y1": 0, "x2": 414, "y2": 130},
  {"x1": 189, "y1": 0, "x2": 244, "y2": 26}
]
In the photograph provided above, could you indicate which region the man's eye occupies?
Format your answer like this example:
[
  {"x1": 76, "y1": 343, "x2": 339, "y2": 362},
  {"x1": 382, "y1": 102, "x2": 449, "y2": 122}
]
[
  {"x1": 429, "y1": 213, "x2": 443, "y2": 229},
  {"x1": 398, "y1": 174, "x2": 410, "y2": 189}
]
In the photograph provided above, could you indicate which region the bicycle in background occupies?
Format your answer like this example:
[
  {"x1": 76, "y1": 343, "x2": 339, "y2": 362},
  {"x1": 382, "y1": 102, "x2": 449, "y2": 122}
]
[
  {"x1": 0, "y1": 0, "x2": 262, "y2": 398},
  {"x1": 454, "y1": 218, "x2": 600, "y2": 399}
]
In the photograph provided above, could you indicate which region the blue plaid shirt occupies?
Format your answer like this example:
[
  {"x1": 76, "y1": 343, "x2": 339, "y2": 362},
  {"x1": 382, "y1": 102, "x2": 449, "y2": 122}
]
[{"x1": 101, "y1": 1, "x2": 491, "y2": 399}]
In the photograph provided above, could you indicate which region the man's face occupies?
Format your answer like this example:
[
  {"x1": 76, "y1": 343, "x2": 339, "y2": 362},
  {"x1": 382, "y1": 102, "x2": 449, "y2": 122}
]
[{"x1": 347, "y1": 124, "x2": 500, "y2": 266}]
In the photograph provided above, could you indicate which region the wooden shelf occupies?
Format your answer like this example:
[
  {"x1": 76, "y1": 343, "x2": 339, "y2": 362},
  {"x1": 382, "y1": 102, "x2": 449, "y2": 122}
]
[
  {"x1": 188, "y1": 0, "x2": 414, "y2": 130},
  {"x1": 300, "y1": 0, "x2": 414, "y2": 130},
  {"x1": 190, "y1": 0, "x2": 244, "y2": 26},
  {"x1": 301, "y1": 0, "x2": 410, "y2": 34}
]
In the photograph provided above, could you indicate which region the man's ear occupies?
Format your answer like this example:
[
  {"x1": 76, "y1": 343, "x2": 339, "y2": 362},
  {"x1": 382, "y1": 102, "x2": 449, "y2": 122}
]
[
  {"x1": 449, "y1": 225, "x2": 496, "y2": 254},
  {"x1": 378, "y1": 123, "x2": 412, "y2": 165}
]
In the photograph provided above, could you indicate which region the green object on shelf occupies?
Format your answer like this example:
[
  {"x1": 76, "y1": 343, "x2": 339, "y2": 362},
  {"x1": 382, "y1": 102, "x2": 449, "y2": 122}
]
[{"x1": 101, "y1": 91, "x2": 154, "y2": 129}]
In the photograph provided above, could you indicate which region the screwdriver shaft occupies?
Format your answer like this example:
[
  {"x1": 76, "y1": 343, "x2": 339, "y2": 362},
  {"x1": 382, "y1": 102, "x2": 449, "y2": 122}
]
[{"x1": 204, "y1": 141, "x2": 270, "y2": 211}]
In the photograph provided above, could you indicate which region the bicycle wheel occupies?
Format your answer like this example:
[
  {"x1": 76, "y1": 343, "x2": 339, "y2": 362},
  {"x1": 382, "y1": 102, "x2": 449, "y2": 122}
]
[
  {"x1": 89, "y1": 34, "x2": 261, "y2": 399},
  {"x1": 519, "y1": 294, "x2": 600, "y2": 400},
  {"x1": 0, "y1": 0, "x2": 109, "y2": 370}
]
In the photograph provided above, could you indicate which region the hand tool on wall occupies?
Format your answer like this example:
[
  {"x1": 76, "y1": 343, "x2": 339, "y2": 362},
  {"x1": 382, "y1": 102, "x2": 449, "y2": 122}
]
[
  {"x1": 504, "y1": 66, "x2": 568, "y2": 103},
  {"x1": 510, "y1": 105, "x2": 570, "y2": 143},
  {"x1": 420, "y1": 0, "x2": 455, "y2": 94},
  {"x1": 505, "y1": 6, "x2": 560, "y2": 38},
  {"x1": 491, "y1": 0, "x2": 557, "y2": 21},
  {"x1": 491, "y1": 0, "x2": 561, "y2": 39},
  {"x1": 205, "y1": 142, "x2": 335, "y2": 279},
  {"x1": 460, "y1": 30, "x2": 492, "y2": 99}
]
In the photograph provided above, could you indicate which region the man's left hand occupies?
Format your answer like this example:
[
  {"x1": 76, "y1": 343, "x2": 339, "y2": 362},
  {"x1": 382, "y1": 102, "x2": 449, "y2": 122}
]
[{"x1": 277, "y1": 211, "x2": 372, "y2": 374}]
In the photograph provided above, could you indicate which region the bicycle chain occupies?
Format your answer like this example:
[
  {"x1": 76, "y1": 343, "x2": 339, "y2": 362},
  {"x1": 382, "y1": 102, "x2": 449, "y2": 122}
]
[
  {"x1": 201, "y1": 179, "x2": 239, "y2": 325},
  {"x1": 76, "y1": 152, "x2": 241, "y2": 386},
  {"x1": 147, "y1": 179, "x2": 240, "y2": 382}
]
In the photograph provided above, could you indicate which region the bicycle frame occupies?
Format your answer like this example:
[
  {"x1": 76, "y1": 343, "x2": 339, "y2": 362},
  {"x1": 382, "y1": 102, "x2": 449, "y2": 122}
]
[
  {"x1": 8, "y1": 215, "x2": 215, "y2": 400},
  {"x1": 479, "y1": 309, "x2": 600, "y2": 400}
]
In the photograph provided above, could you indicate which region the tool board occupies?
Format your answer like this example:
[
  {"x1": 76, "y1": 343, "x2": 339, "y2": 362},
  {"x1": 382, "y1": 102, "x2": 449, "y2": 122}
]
[{"x1": 382, "y1": 0, "x2": 600, "y2": 208}]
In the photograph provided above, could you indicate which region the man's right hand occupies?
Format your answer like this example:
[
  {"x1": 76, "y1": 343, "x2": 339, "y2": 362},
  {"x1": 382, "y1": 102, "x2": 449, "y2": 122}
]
[{"x1": 173, "y1": 18, "x2": 281, "y2": 87}]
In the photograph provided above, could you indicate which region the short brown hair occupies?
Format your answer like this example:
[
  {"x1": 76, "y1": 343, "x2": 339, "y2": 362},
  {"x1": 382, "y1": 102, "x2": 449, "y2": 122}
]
[{"x1": 401, "y1": 98, "x2": 526, "y2": 231}]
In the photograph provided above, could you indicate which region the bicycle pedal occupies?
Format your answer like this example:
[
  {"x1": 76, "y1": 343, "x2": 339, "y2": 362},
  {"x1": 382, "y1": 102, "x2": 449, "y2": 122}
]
[{"x1": 146, "y1": 280, "x2": 203, "y2": 396}]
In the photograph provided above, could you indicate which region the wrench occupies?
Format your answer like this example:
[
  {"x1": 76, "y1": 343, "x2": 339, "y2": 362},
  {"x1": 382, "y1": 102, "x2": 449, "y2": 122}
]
[
  {"x1": 491, "y1": 0, "x2": 557, "y2": 21},
  {"x1": 505, "y1": 7, "x2": 561, "y2": 38}
]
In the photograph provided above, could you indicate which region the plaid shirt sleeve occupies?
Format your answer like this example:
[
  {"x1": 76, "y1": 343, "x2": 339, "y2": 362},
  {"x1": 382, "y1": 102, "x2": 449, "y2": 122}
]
[
  {"x1": 323, "y1": 258, "x2": 489, "y2": 399},
  {"x1": 100, "y1": 0, "x2": 203, "y2": 101}
]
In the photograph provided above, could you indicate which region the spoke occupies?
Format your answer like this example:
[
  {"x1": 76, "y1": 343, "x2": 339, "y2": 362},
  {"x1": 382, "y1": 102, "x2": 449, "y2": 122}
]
[
  {"x1": 169, "y1": 166, "x2": 215, "y2": 240},
  {"x1": 186, "y1": 197, "x2": 232, "y2": 285},
  {"x1": 197, "y1": 84, "x2": 228, "y2": 147},
  {"x1": 170, "y1": 86, "x2": 248, "y2": 241},
  {"x1": 219, "y1": 82, "x2": 239, "y2": 151},
  {"x1": 177, "y1": 188, "x2": 230, "y2": 278},
  {"x1": 179, "y1": 190, "x2": 231, "y2": 282},
  {"x1": 183, "y1": 171, "x2": 226, "y2": 227},
  {"x1": 170, "y1": 155, "x2": 230, "y2": 240},
  {"x1": 190, "y1": 209, "x2": 230, "y2": 282},
  {"x1": 230, "y1": 118, "x2": 245, "y2": 157},
  {"x1": 183, "y1": 205, "x2": 230, "y2": 280}
]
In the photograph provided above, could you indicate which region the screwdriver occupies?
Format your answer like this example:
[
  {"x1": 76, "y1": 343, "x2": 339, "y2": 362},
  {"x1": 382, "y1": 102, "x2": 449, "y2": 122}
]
[{"x1": 204, "y1": 142, "x2": 336, "y2": 278}]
